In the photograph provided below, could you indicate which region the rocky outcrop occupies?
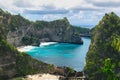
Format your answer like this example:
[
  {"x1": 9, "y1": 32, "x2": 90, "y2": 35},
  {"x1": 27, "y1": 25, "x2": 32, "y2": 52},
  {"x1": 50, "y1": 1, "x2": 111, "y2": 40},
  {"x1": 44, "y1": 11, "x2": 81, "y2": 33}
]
[
  {"x1": 0, "y1": 9, "x2": 90, "y2": 47},
  {"x1": 6, "y1": 17, "x2": 84, "y2": 46},
  {"x1": 23, "y1": 18, "x2": 83, "y2": 46},
  {"x1": 84, "y1": 12, "x2": 120, "y2": 80}
]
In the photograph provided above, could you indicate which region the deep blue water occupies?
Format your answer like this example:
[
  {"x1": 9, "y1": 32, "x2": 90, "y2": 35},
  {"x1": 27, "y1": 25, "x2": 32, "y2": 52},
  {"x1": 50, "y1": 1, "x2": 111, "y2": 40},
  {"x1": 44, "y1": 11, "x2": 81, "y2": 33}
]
[{"x1": 27, "y1": 37, "x2": 91, "y2": 71}]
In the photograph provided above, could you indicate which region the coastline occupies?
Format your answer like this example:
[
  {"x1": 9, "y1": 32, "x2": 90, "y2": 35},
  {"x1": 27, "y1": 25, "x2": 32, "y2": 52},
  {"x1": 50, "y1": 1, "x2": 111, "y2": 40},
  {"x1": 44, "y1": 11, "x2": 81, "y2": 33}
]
[{"x1": 17, "y1": 41, "x2": 84, "y2": 52}]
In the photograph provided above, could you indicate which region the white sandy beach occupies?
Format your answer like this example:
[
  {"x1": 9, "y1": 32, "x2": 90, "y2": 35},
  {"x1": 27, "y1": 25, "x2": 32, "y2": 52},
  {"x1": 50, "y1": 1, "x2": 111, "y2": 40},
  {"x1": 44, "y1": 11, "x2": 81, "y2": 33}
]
[
  {"x1": 17, "y1": 46, "x2": 35, "y2": 52},
  {"x1": 26, "y1": 73, "x2": 60, "y2": 80}
]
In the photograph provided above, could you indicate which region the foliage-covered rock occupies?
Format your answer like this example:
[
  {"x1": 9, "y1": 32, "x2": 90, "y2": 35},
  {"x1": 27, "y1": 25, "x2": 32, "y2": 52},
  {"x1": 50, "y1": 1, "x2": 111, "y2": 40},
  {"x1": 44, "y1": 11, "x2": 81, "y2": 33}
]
[
  {"x1": 84, "y1": 12, "x2": 120, "y2": 80},
  {"x1": 0, "y1": 8, "x2": 90, "y2": 46}
]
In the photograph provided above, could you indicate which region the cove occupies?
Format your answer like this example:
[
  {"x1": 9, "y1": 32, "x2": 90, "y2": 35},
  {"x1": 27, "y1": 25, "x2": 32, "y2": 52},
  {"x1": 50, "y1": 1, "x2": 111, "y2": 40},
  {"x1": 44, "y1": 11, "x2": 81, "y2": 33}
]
[{"x1": 26, "y1": 37, "x2": 91, "y2": 71}]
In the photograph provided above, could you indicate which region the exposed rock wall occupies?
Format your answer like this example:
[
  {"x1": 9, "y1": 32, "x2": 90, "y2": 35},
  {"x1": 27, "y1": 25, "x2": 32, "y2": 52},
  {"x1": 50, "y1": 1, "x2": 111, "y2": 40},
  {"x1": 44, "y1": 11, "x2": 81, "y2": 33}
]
[{"x1": 6, "y1": 17, "x2": 83, "y2": 46}]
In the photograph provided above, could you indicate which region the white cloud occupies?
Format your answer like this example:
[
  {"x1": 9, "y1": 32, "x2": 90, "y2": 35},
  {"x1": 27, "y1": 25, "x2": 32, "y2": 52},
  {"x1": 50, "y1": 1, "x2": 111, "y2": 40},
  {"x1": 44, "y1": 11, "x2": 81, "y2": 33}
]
[
  {"x1": 14, "y1": 0, "x2": 33, "y2": 8},
  {"x1": 0, "y1": 0, "x2": 120, "y2": 26},
  {"x1": 68, "y1": 11, "x2": 103, "y2": 25},
  {"x1": 87, "y1": 0, "x2": 120, "y2": 7}
]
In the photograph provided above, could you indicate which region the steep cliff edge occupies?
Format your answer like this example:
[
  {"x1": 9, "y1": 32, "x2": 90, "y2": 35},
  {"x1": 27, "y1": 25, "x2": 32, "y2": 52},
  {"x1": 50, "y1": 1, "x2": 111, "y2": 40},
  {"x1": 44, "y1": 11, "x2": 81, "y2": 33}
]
[
  {"x1": 84, "y1": 12, "x2": 120, "y2": 80},
  {"x1": 23, "y1": 18, "x2": 84, "y2": 46},
  {"x1": 0, "y1": 9, "x2": 90, "y2": 47}
]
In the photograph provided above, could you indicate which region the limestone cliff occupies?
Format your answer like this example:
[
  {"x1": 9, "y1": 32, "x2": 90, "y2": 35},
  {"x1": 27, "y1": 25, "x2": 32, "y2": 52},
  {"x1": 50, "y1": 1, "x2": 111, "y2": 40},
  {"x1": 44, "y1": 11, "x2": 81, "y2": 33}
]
[
  {"x1": 0, "y1": 9, "x2": 89, "y2": 46},
  {"x1": 23, "y1": 18, "x2": 84, "y2": 46},
  {"x1": 7, "y1": 16, "x2": 85, "y2": 46}
]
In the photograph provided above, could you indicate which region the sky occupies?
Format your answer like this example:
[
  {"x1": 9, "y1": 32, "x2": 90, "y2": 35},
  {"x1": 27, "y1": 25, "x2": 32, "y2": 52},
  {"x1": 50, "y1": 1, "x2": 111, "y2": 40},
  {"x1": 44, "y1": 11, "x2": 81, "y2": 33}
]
[{"x1": 0, "y1": 0, "x2": 120, "y2": 26}]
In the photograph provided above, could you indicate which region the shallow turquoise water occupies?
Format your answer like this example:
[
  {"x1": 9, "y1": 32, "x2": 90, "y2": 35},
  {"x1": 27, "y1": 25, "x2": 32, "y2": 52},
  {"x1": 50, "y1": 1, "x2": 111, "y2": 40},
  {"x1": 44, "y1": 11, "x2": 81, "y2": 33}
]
[{"x1": 27, "y1": 37, "x2": 91, "y2": 71}]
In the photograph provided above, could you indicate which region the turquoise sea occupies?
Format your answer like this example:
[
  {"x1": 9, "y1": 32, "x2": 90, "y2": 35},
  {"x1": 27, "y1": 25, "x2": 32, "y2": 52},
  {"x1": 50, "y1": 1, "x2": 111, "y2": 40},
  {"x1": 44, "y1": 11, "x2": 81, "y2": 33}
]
[{"x1": 27, "y1": 37, "x2": 91, "y2": 71}]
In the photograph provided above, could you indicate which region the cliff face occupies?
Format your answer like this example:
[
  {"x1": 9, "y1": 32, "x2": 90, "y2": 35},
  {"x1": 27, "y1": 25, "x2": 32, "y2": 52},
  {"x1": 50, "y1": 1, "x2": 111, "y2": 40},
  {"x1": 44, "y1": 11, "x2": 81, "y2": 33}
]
[
  {"x1": 7, "y1": 14, "x2": 32, "y2": 46},
  {"x1": 0, "y1": 9, "x2": 88, "y2": 46},
  {"x1": 84, "y1": 12, "x2": 120, "y2": 80},
  {"x1": 8, "y1": 17, "x2": 84, "y2": 46},
  {"x1": 23, "y1": 18, "x2": 84, "y2": 46}
]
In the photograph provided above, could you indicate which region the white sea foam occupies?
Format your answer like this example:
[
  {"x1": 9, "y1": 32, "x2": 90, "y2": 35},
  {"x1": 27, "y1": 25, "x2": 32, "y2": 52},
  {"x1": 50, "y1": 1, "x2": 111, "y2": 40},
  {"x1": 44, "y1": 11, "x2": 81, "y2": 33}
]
[
  {"x1": 17, "y1": 46, "x2": 35, "y2": 52},
  {"x1": 40, "y1": 42, "x2": 58, "y2": 47}
]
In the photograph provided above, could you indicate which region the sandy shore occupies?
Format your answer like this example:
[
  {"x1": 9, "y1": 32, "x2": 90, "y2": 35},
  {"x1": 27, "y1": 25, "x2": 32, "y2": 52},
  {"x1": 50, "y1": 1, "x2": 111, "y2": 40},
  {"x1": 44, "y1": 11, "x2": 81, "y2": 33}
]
[
  {"x1": 17, "y1": 46, "x2": 35, "y2": 52},
  {"x1": 25, "y1": 73, "x2": 60, "y2": 80}
]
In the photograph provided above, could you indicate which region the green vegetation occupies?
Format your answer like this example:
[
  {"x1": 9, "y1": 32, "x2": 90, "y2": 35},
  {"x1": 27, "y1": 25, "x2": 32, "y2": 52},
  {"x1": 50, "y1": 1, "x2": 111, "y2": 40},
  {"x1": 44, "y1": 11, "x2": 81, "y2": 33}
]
[
  {"x1": 84, "y1": 12, "x2": 120, "y2": 80},
  {"x1": 0, "y1": 8, "x2": 4, "y2": 15},
  {"x1": 111, "y1": 34, "x2": 120, "y2": 52},
  {"x1": 102, "y1": 58, "x2": 118, "y2": 80},
  {"x1": 9, "y1": 14, "x2": 30, "y2": 31},
  {"x1": 15, "y1": 52, "x2": 54, "y2": 76},
  {"x1": 72, "y1": 25, "x2": 90, "y2": 34},
  {"x1": 66, "y1": 67, "x2": 75, "y2": 73},
  {"x1": 22, "y1": 36, "x2": 37, "y2": 45},
  {"x1": 0, "y1": 24, "x2": 7, "y2": 40}
]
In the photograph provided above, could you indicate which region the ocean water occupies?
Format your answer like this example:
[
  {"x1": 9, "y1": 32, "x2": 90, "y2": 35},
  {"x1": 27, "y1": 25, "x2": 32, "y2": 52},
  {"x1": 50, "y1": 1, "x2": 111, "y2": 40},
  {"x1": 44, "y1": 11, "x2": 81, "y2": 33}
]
[{"x1": 26, "y1": 37, "x2": 91, "y2": 71}]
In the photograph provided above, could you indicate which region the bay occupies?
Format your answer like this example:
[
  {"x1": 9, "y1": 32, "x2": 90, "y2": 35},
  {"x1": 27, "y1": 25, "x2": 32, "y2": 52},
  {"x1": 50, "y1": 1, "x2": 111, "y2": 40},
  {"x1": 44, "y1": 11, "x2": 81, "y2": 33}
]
[{"x1": 27, "y1": 37, "x2": 91, "y2": 71}]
